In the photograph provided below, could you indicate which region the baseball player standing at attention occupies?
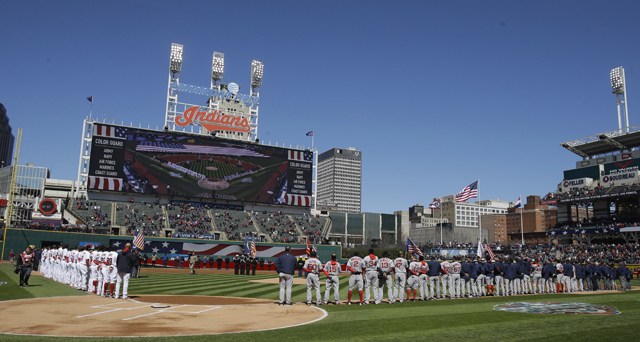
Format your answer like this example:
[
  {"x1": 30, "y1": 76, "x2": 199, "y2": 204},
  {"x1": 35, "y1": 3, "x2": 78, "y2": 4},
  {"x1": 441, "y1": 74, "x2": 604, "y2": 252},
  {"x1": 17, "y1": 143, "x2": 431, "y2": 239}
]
[
  {"x1": 439, "y1": 258, "x2": 450, "y2": 299},
  {"x1": 362, "y1": 249, "x2": 380, "y2": 304},
  {"x1": 303, "y1": 251, "x2": 323, "y2": 306},
  {"x1": 346, "y1": 251, "x2": 364, "y2": 305},
  {"x1": 532, "y1": 259, "x2": 543, "y2": 294},
  {"x1": 114, "y1": 243, "x2": 137, "y2": 300},
  {"x1": 417, "y1": 255, "x2": 429, "y2": 300},
  {"x1": 555, "y1": 259, "x2": 565, "y2": 293},
  {"x1": 376, "y1": 251, "x2": 394, "y2": 304},
  {"x1": 323, "y1": 253, "x2": 341, "y2": 305},
  {"x1": 493, "y1": 257, "x2": 506, "y2": 296},
  {"x1": 483, "y1": 258, "x2": 495, "y2": 296},
  {"x1": 407, "y1": 256, "x2": 421, "y2": 301},
  {"x1": 426, "y1": 255, "x2": 440, "y2": 300},
  {"x1": 392, "y1": 251, "x2": 408, "y2": 303},
  {"x1": 275, "y1": 246, "x2": 296, "y2": 305},
  {"x1": 448, "y1": 257, "x2": 462, "y2": 299}
]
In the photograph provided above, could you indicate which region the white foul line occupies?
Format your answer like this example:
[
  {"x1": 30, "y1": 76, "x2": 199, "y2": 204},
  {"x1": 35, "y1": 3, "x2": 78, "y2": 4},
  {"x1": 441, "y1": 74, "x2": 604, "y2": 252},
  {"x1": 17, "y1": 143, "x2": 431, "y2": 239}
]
[
  {"x1": 76, "y1": 304, "x2": 154, "y2": 318},
  {"x1": 121, "y1": 305, "x2": 188, "y2": 321}
]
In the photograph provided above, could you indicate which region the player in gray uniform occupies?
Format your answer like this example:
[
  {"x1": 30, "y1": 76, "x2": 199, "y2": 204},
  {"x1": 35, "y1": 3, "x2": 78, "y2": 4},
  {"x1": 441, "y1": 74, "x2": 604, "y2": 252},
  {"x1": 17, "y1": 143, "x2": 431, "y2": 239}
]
[
  {"x1": 407, "y1": 257, "x2": 421, "y2": 301},
  {"x1": 448, "y1": 257, "x2": 462, "y2": 299},
  {"x1": 323, "y1": 253, "x2": 341, "y2": 304},
  {"x1": 303, "y1": 251, "x2": 323, "y2": 305},
  {"x1": 440, "y1": 259, "x2": 450, "y2": 299},
  {"x1": 392, "y1": 251, "x2": 408, "y2": 303},
  {"x1": 532, "y1": 259, "x2": 543, "y2": 294},
  {"x1": 346, "y1": 251, "x2": 364, "y2": 305},
  {"x1": 376, "y1": 251, "x2": 394, "y2": 304},
  {"x1": 417, "y1": 256, "x2": 429, "y2": 300},
  {"x1": 362, "y1": 248, "x2": 380, "y2": 304}
]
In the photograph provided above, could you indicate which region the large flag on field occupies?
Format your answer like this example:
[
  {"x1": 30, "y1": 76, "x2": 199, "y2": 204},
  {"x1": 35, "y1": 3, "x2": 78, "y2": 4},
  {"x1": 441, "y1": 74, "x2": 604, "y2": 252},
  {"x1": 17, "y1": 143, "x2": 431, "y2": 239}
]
[
  {"x1": 455, "y1": 180, "x2": 478, "y2": 202},
  {"x1": 406, "y1": 238, "x2": 423, "y2": 258},
  {"x1": 133, "y1": 230, "x2": 145, "y2": 251},
  {"x1": 428, "y1": 199, "x2": 441, "y2": 209},
  {"x1": 513, "y1": 196, "x2": 522, "y2": 208}
]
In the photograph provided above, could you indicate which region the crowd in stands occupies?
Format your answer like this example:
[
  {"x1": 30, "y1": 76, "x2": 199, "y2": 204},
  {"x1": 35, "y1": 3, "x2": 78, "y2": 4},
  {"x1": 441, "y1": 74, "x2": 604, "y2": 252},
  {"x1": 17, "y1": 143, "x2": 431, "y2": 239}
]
[
  {"x1": 254, "y1": 211, "x2": 300, "y2": 243},
  {"x1": 119, "y1": 202, "x2": 165, "y2": 237},
  {"x1": 74, "y1": 200, "x2": 111, "y2": 228},
  {"x1": 213, "y1": 210, "x2": 256, "y2": 241},
  {"x1": 293, "y1": 213, "x2": 326, "y2": 244},
  {"x1": 166, "y1": 202, "x2": 212, "y2": 237}
]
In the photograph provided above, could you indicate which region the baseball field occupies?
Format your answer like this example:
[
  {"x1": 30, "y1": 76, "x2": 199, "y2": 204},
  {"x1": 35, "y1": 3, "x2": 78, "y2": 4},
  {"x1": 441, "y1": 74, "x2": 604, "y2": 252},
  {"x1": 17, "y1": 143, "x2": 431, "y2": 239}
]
[{"x1": 1, "y1": 263, "x2": 639, "y2": 341}]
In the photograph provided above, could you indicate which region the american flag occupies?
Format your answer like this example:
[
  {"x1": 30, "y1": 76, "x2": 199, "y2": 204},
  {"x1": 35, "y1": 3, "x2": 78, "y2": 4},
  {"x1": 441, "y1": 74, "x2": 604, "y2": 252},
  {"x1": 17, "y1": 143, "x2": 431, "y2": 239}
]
[
  {"x1": 288, "y1": 150, "x2": 313, "y2": 162},
  {"x1": 455, "y1": 180, "x2": 478, "y2": 202},
  {"x1": 133, "y1": 230, "x2": 145, "y2": 251},
  {"x1": 406, "y1": 238, "x2": 423, "y2": 258},
  {"x1": 428, "y1": 199, "x2": 441, "y2": 209},
  {"x1": 250, "y1": 240, "x2": 256, "y2": 257},
  {"x1": 94, "y1": 124, "x2": 127, "y2": 139},
  {"x1": 483, "y1": 243, "x2": 495, "y2": 261}
]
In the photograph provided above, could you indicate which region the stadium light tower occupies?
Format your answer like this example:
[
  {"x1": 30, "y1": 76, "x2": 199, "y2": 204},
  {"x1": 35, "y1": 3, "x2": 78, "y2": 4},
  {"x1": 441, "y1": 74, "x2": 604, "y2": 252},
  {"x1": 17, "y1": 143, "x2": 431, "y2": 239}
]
[
  {"x1": 610, "y1": 66, "x2": 630, "y2": 133},
  {"x1": 250, "y1": 60, "x2": 264, "y2": 91},
  {"x1": 165, "y1": 43, "x2": 183, "y2": 131},
  {"x1": 211, "y1": 51, "x2": 224, "y2": 88}
]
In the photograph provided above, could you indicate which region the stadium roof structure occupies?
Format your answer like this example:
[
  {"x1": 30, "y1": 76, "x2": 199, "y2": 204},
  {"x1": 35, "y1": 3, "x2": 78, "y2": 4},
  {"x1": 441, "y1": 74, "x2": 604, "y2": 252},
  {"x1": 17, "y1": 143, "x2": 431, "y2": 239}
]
[{"x1": 561, "y1": 126, "x2": 640, "y2": 158}]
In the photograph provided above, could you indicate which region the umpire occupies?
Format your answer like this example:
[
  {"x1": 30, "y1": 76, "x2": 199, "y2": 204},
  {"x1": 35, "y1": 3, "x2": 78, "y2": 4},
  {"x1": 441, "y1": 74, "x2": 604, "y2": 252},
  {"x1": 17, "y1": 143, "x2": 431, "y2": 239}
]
[{"x1": 276, "y1": 246, "x2": 296, "y2": 305}]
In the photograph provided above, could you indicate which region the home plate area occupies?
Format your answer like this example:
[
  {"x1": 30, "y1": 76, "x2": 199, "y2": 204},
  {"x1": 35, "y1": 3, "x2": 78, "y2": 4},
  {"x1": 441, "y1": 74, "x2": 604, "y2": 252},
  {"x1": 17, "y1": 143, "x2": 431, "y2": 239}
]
[{"x1": 0, "y1": 295, "x2": 326, "y2": 337}]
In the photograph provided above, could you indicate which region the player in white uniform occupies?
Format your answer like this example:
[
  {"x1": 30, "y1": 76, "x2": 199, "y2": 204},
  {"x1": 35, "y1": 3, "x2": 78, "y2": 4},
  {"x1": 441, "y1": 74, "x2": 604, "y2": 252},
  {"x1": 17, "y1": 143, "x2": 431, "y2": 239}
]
[
  {"x1": 449, "y1": 257, "x2": 462, "y2": 299},
  {"x1": 76, "y1": 247, "x2": 91, "y2": 290},
  {"x1": 417, "y1": 256, "x2": 429, "y2": 300},
  {"x1": 392, "y1": 251, "x2": 408, "y2": 303},
  {"x1": 376, "y1": 251, "x2": 394, "y2": 304},
  {"x1": 440, "y1": 259, "x2": 450, "y2": 299},
  {"x1": 323, "y1": 253, "x2": 341, "y2": 304},
  {"x1": 407, "y1": 257, "x2": 421, "y2": 301},
  {"x1": 97, "y1": 250, "x2": 108, "y2": 295},
  {"x1": 302, "y1": 251, "x2": 323, "y2": 305},
  {"x1": 88, "y1": 249, "x2": 100, "y2": 293},
  {"x1": 346, "y1": 251, "x2": 364, "y2": 305},
  {"x1": 102, "y1": 249, "x2": 118, "y2": 297}
]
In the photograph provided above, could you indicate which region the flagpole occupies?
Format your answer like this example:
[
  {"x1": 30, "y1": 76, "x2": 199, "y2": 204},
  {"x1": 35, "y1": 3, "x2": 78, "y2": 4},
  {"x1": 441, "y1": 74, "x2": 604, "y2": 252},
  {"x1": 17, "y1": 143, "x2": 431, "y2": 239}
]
[
  {"x1": 477, "y1": 179, "x2": 481, "y2": 244},
  {"x1": 439, "y1": 197, "x2": 443, "y2": 245},
  {"x1": 520, "y1": 194, "x2": 524, "y2": 245}
]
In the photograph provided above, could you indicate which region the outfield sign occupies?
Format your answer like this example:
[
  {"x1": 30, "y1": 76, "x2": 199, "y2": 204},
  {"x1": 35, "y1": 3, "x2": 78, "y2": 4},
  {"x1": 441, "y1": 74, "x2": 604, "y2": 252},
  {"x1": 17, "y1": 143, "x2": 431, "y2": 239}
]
[
  {"x1": 88, "y1": 123, "x2": 313, "y2": 207},
  {"x1": 558, "y1": 177, "x2": 593, "y2": 193}
]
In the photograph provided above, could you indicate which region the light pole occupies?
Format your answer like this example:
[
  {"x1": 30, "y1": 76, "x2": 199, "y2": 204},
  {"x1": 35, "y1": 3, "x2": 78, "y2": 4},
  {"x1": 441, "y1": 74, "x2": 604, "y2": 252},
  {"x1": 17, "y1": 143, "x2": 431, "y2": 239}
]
[{"x1": 610, "y1": 67, "x2": 630, "y2": 133}]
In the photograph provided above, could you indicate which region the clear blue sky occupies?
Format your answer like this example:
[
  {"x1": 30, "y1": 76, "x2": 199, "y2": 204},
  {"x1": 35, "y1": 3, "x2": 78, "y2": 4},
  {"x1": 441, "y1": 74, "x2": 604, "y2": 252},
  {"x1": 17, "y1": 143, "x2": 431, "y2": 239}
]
[{"x1": 2, "y1": 1, "x2": 640, "y2": 213}]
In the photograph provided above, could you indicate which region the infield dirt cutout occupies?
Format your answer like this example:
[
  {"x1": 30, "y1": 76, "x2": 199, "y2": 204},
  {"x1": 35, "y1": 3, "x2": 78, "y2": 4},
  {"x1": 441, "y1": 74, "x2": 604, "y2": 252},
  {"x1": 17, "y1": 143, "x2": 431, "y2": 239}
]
[{"x1": 0, "y1": 295, "x2": 326, "y2": 337}]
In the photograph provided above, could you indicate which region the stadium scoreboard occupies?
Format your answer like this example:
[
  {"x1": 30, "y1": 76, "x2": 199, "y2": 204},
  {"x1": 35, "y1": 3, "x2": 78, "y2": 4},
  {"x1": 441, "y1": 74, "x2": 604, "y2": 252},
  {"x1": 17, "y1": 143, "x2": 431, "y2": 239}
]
[{"x1": 87, "y1": 123, "x2": 313, "y2": 207}]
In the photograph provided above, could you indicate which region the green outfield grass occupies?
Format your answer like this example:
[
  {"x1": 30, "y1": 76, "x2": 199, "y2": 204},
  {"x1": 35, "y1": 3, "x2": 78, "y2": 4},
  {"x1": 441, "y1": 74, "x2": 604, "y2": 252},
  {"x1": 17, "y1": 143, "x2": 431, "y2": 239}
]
[{"x1": 1, "y1": 263, "x2": 639, "y2": 342}]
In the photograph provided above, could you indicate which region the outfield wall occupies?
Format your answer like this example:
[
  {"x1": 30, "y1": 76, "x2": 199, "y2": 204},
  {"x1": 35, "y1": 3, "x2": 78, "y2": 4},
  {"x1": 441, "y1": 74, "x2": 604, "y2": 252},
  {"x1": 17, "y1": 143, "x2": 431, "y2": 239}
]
[{"x1": 1, "y1": 228, "x2": 341, "y2": 261}]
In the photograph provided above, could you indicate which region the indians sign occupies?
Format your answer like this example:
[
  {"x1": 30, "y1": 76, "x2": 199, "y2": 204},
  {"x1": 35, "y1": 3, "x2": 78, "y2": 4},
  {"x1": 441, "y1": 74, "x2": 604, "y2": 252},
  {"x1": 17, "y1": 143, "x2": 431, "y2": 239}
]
[{"x1": 175, "y1": 106, "x2": 251, "y2": 133}]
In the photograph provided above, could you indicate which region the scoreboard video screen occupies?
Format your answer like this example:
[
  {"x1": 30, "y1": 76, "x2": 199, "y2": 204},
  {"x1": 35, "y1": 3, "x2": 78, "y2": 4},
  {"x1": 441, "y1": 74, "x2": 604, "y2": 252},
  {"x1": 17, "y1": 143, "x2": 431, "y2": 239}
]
[{"x1": 87, "y1": 123, "x2": 313, "y2": 207}]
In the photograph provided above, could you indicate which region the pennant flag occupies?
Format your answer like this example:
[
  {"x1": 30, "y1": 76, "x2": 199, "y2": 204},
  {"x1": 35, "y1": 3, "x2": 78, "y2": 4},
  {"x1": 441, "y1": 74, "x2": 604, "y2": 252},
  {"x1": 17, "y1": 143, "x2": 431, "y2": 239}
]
[
  {"x1": 428, "y1": 199, "x2": 441, "y2": 209},
  {"x1": 306, "y1": 131, "x2": 315, "y2": 136},
  {"x1": 86, "y1": 96, "x2": 93, "y2": 103},
  {"x1": 513, "y1": 196, "x2": 522, "y2": 208},
  {"x1": 243, "y1": 236, "x2": 252, "y2": 254},
  {"x1": 455, "y1": 180, "x2": 479, "y2": 202},
  {"x1": 133, "y1": 230, "x2": 145, "y2": 251},
  {"x1": 406, "y1": 238, "x2": 423, "y2": 258}
]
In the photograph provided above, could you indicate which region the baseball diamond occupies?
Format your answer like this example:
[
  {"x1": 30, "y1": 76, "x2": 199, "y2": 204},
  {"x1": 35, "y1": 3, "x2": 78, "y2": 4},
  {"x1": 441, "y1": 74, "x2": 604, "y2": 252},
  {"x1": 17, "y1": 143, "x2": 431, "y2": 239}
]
[{"x1": 1, "y1": 263, "x2": 640, "y2": 341}]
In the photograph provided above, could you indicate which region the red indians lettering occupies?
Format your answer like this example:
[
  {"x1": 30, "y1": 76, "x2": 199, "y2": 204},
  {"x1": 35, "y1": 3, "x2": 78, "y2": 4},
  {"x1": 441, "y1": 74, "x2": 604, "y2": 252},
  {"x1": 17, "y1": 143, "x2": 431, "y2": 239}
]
[{"x1": 175, "y1": 106, "x2": 251, "y2": 133}]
